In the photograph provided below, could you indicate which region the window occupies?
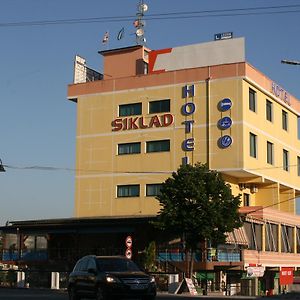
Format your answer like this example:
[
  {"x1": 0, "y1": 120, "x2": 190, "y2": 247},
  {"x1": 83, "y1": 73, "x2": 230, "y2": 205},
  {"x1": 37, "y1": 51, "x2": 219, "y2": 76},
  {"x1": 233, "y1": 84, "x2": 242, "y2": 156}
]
[
  {"x1": 117, "y1": 185, "x2": 140, "y2": 197},
  {"x1": 149, "y1": 99, "x2": 170, "y2": 114},
  {"x1": 267, "y1": 141, "x2": 274, "y2": 165},
  {"x1": 281, "y1": 225, "x2": 293, "y2": 253},
  {"x1": 298, "y1": 156, "x2": 300, "y2": 176},
  {"x1": 282, "y1": 110, "x2": 288, "y2": 131},
  {"x1": 250, "y1": 133, "x2": 257, "y2": 158},
  {"x1": 75, "y1": 258, "x2": 88, "y2": 272},
  {"x1": 283, "y1": 149, "x2": 289, "y2": 171},
  {"x1": 243, "y1": 193, "x2": 250, "y2": 206},
  {"x1": 146, "y1": 140, "x2": 170, "y2": 153},
  {"x1": 146, "y1": 184, "x2": 163, "y2": 196},
  {"x1": 119, "y1": 103, "x2": 142, "y2": 117},
  {"x1": 265, "y1": 223, "x2": 278, "y2": 252},
  {"x1": 266, "y1": 99, "x2": 273, "y2": 122},
  {"x1": 244, "y1": 221, "x2": 262, "y2": 251},
  {"x1": 36, "y1": 236, "x2": 47, "y2": 249},
  {"x1": 118, "y1": 142, "x2": 141, "y2": 155},
  {"x1": 249, "y1": 88, "x2": 257, "y2": 112},
  {"x1": 87, "y1": 258, "x2": 97, "y2": 271},
  {"x1": 297, "y1": 227, "x2": 300, "y2": 253}
]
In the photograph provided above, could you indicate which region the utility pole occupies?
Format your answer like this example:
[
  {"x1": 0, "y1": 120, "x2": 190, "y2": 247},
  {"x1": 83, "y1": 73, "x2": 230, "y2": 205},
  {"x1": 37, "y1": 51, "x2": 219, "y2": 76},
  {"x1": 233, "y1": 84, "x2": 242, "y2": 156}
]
[{"x1": 281, "y1": 59, "x2": 300, "y2": 65}]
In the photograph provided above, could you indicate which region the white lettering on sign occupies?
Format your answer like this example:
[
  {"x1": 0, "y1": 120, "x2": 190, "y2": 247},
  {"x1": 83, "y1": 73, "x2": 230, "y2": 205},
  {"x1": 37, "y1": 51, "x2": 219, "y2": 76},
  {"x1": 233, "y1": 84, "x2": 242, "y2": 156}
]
[{"x1": 125, "y1": 236, "x2": 133, "y2": 248}]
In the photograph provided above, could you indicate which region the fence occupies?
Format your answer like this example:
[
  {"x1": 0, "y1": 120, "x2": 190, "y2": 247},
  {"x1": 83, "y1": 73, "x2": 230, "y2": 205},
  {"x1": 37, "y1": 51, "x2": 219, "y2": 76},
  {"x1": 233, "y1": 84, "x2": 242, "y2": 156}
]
[{"x1": 0, "y1": 269, "x2": 69, "y2": 289}]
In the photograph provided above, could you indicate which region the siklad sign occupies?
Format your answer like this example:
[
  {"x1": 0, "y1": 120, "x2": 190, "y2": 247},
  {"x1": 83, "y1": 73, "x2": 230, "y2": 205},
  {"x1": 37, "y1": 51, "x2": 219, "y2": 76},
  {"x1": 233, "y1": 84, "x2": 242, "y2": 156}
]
[{"x1": 112, "y1": 113, "x2": 174, "y2": 131}]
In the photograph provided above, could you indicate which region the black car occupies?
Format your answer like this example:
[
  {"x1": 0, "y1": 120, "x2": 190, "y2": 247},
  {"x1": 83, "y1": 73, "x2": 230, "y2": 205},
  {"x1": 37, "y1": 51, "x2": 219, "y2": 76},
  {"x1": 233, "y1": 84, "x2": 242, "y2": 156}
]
[{"x1": 68, "y1": 255, "x2": 156, "y2": 300}]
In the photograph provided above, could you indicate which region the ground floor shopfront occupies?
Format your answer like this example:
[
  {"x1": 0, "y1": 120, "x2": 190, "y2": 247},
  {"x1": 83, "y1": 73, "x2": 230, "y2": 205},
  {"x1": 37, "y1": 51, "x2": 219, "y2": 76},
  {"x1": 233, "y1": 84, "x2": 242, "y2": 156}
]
[{"x1": 0, "y1": 213, "x2": 299, "y2": 295}]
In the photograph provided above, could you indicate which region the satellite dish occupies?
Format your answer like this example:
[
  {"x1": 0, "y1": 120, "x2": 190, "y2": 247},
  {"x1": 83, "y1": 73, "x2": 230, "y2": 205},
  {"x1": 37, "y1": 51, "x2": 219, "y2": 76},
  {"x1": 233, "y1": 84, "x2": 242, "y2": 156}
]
[
  {"x1": 136, "y1": 28, "x2": 144, "y2": 37},
  {"x1": 139, "y1": 3, "x2": 148, "y2": 12}
]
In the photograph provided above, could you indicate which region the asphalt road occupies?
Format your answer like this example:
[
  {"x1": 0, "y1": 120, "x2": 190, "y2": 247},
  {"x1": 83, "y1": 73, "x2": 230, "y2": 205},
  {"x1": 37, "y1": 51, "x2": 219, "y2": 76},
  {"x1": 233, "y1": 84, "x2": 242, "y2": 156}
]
[{"x1": 0, "y1": 288, "x2": 257, "y2": 300}]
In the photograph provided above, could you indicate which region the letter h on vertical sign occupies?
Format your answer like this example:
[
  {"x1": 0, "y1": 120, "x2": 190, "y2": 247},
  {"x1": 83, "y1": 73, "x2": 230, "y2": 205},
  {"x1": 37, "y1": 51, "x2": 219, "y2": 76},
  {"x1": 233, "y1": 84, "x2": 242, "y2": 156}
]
[{"x1": 183, "y1": 84, "x2": 195, "y2": 98}]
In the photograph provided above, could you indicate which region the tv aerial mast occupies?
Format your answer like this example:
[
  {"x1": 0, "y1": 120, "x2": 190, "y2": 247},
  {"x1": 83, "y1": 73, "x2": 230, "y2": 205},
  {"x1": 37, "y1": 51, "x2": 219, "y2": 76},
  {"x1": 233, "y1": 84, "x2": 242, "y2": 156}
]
[{"x1": 134, "y1": 0, "x2": 148, "y2": 45}]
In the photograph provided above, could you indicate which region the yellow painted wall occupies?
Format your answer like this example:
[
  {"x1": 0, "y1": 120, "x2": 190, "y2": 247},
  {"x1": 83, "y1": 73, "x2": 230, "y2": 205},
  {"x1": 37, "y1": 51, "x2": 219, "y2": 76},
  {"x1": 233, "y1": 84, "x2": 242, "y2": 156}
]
[{"x1": 74, "y1": 76, "x2": 300, "y2": 217}]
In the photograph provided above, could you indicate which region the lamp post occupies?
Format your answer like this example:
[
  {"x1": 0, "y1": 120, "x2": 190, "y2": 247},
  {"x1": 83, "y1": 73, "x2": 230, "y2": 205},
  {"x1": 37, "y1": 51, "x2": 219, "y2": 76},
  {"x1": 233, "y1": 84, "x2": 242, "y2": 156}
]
[
  {"x1": 0, "y1": 159, "x2": 5, "y2": 172},
  {"x1": 281, "y1": 59, "x2": 300, "y2": 66}
]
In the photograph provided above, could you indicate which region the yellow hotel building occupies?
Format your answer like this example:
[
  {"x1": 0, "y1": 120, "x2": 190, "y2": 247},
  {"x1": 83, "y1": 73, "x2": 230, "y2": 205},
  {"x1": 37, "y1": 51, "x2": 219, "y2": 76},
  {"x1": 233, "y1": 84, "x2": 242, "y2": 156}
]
[{"x1": 68, "y1": 38, "x2": 300, "y2": 295}]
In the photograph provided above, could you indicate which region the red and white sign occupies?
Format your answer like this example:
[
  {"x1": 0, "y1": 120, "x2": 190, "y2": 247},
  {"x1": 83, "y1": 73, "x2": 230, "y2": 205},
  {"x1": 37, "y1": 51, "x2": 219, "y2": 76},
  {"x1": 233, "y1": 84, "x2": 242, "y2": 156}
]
[
  {"x1": 125, "y1": 248, "x2": 132, "y2": 259},
  {"x1": 125, "y1": 236, "x2": 133, "y2": 248},
  {"x1": 280, "y1": 267, "x2": 294, "y2": 285},
  {"x1": 185, "y1": 278, "x2": 198, "y2": 295},
  {"x1": 125, "y1": 236, "x2": 133, "y2": 259},
  {"x1": 247, "y1": 266, "x2": 265, "y2": 278}
]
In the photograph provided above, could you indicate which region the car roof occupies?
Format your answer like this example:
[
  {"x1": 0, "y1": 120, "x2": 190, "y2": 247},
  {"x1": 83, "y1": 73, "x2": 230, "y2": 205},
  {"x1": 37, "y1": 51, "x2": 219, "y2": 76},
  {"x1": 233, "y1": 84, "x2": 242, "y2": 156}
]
[{"x1": 80, "y1": 255, "x2": 128, "y2": 260}]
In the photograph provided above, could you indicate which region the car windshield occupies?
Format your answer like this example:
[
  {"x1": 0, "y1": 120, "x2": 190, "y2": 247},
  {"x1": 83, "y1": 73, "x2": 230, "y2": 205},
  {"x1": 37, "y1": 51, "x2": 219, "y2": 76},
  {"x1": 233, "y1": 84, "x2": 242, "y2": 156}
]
[{"x1": 96, "y1": 257, "x2": 141, "y2": 272}]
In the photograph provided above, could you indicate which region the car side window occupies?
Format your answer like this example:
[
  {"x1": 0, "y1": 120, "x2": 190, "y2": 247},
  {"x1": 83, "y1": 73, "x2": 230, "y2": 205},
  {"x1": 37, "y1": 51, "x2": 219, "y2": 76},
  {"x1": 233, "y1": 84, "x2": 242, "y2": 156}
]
[
  {"x1": 87, "y1": 258, "x2": 96, "y2": 272},
  {"x1": 80, "y1": 258, "x2": 88, "y2": 272},
  {"x1": 74, "y1": 260, "x2": 83, "y2": 272},
  {"x1": 74, "y1": 258, "x2": 88, "y2": 272}
]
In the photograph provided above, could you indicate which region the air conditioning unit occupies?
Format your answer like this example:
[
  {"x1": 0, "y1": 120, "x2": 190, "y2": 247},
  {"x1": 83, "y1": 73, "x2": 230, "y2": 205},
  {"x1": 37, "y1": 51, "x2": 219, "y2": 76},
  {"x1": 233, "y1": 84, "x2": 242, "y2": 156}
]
[
  {"x1": 238, "y1": 183, "x2": 246, "y2": 190},
  {"x1": 250, "y1": 185, "x2": 258, "y2": 193}
]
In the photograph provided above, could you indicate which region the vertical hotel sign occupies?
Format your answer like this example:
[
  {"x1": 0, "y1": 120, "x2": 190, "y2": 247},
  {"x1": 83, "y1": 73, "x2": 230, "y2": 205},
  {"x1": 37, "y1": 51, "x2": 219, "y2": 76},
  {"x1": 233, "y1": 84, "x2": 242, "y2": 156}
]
[{"x1": 182, "y1": 84, "x2": 195, "y2": 165}]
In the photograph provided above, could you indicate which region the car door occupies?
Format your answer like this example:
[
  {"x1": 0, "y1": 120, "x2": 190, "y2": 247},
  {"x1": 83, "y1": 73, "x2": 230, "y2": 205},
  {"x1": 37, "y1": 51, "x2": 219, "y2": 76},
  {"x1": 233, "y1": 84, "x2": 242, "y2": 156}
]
[
  {"x1": 70, "y1": 258, "x2": 88, "y2": 296},
  {"x1": 84, "y1": 257, "x2": 98, "y2": 296}
]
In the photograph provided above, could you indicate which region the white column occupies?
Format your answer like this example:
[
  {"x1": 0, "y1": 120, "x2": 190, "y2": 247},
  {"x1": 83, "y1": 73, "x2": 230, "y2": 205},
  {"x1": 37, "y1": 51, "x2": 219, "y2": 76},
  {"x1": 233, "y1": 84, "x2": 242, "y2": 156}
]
[
  {"x1": 51, "y1": 272, "x2": 60, "y2": 289},
  {"x1": 17, "y1": 271, "x2": 25, "y2": 288}
]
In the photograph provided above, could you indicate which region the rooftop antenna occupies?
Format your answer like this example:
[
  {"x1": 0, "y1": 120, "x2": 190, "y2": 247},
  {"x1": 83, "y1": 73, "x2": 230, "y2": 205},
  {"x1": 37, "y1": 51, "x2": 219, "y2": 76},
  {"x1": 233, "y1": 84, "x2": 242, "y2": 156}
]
[{"x1": 134, "y1": 0, "x2": 148, "y2": 45}]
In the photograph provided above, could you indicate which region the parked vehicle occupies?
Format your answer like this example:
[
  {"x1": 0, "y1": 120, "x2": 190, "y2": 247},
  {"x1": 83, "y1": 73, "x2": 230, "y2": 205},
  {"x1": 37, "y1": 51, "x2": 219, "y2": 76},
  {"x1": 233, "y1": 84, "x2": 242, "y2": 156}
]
[{"x1": 68, "y1": 255, "x2": 156, "y2": 300}]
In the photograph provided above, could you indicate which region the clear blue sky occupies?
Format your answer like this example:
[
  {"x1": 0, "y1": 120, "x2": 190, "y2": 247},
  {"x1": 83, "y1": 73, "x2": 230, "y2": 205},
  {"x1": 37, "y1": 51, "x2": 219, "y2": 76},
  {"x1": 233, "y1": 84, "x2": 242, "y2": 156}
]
[{"x1": 1, "y1": 0, "x2": 300, "y2": 225}]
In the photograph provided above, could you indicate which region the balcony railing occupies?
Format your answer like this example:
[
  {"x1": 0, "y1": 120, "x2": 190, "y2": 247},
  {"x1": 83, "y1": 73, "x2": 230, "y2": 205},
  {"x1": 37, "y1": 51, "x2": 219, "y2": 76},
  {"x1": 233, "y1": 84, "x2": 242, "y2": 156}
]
[
  {"x1": 158, "y1": 248, "x2": 241, "y2": 263},
  {"x1": 2, "y1": 249, "x2": 48, "y2": 262}
]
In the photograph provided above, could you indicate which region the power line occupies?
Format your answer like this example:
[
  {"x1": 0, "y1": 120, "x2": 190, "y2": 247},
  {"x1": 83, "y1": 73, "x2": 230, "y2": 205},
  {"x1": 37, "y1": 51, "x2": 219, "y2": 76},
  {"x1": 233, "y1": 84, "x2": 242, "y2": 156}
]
[
  {"x1": 2, "y1": 162, "x2": 300, "y2": 174},
  {"x1": 243, "y1": 195, "x2": 298, "y2": 216},
  {"x1": 0, "y1": 4, "x2": 300, "y2": 28}
]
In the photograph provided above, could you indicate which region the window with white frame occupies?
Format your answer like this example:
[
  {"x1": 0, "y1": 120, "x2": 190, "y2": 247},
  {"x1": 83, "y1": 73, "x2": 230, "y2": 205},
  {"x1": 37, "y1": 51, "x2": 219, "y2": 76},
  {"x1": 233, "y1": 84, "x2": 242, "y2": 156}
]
[
  {"x1": 146, "y1": 140, "x2": 170, "y2": 153},
  {"x1": 249, "y1": 88, "x2": 257, "y2": 112},
  {"x1": 283, "y1": 149, "x2": 289, "y2": 171},
  {"x1": 118, "y1": 142, "x2": 141, "y2": 155},
  {"x1": 250, "y1": 133, "x2": 257, "y2": 158},
  {"x1": 119, "y1": 103, "x2": 142, "y2": 117},
  {"x1": 282, "y1": 110, "x2": 288, "y2": 131},
  {"x1": 149, "y1": 99, "x2": 170, "y2": 114},
  {"x1": 267, "y1": 141, "x2": 274, "y2": 165},
  {"x1": 117, "y1": 185, "x2": 140, "y2": 197},
  {"x1": 266, "y1": 99, "x2": 273, "y2": 122},
  {"x1": 146, "y1": 184, "x2": 163, "y2": 196}
]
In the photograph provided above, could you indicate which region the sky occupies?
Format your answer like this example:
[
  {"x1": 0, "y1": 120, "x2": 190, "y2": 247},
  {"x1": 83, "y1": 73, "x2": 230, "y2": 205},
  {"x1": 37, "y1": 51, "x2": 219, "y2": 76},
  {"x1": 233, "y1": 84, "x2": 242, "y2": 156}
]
[{"x1": 0, "y1": 0, "x2": 300, "y2": 225}]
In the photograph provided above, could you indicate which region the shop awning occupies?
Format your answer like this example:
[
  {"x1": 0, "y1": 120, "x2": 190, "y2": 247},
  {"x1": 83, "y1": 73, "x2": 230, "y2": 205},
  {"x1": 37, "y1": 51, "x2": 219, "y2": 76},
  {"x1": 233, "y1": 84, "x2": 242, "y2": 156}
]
[{"x1": 226, "y1": 227, "x2": 249, "y2": 246}]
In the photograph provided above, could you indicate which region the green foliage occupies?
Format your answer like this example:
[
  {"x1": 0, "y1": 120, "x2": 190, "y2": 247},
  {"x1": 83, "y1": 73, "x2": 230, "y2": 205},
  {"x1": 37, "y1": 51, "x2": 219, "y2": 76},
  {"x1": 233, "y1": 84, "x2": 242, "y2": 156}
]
[
  {"x1": 155, "y1": 163, "x2": 242, "y2": 250},
  {"x1": 144, "y1": 241, "x2": 157, "y2": 271}
]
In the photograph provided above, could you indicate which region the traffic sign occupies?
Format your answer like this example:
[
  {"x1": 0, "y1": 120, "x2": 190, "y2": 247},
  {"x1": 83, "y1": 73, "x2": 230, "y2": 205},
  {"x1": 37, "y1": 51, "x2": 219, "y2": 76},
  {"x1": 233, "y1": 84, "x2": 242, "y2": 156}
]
[
  {"x1": 218, "y1": 98, "x2": 232, "y2": 112},
  {"x1": 218, "y1": 116, "x2": 232, "y2": 130},
  {"x1": 218, "y1": 135, "x2": 233, "y2": 148},
  {"x1": 125, "y1": 236, "x2": 133, "y2": 248},
  {"x1": 125, "y1": 248, "x2": 132, "y2": 259}
]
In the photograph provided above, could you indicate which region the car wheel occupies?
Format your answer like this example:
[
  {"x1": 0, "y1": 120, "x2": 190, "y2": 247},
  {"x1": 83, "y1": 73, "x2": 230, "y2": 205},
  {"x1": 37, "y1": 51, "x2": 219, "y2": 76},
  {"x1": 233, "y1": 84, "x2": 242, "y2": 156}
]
[
  {"x1": 68, "y1": 286, "x2": 80, "y2": 300},
  {"x1": 96, "y1": 287, "x2": 107, "y2": 300}
]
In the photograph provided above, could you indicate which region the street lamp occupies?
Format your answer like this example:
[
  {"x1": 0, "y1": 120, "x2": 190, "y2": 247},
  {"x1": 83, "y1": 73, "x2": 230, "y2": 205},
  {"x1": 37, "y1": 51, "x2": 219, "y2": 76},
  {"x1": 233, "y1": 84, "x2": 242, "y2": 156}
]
[
  {"x1": 281, "y1": 59, "x2": 300, "y2": 65},
  {"x1": 0, "y1": 159, "x2": 6, "y2": 172}
]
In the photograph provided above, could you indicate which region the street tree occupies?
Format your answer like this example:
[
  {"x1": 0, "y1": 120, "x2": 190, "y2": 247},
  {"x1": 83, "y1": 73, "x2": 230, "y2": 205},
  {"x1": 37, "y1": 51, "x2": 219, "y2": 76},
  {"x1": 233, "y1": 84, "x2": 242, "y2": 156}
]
[{"x1": 155, "y1": 163, "x2": 242, "y2": 277}]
